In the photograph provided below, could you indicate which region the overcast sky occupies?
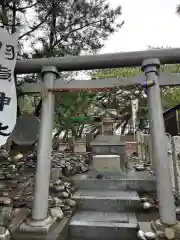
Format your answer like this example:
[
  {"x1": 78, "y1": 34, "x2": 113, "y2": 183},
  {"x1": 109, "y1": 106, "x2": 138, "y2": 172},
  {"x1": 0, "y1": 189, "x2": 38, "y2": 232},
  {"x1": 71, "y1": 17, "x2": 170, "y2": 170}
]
[{"x1": 101, "y1": 0, "x2": 180, "y2": 53}]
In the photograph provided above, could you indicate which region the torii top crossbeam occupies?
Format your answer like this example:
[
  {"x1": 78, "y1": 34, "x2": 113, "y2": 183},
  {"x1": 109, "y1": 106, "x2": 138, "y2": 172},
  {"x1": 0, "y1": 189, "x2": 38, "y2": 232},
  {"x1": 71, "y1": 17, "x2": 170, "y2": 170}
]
[{"x1": 15, "y1": 48, "x2": 180, "y2": 74}]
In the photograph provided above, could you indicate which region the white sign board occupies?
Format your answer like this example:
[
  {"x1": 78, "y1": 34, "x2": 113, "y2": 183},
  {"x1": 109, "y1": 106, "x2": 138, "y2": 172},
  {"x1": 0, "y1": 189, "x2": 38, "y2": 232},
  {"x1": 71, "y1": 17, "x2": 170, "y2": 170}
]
[{"x1": 0, "y1": 28, "x2": 19, "y2": 146}]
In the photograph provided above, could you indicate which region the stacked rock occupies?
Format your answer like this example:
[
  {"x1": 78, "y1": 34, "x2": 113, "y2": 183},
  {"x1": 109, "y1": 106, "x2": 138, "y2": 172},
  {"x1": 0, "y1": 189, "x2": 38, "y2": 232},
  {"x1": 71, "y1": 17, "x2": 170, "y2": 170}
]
[
  {"x1": 0, "y1": 196, "x2": 13, "y2": 233},
  {"x1": 22, "y1": 175, "x2": 77, "y2": 217},
  {"x1": 49, "y1": 177, "x2": 77, "y2": 217},
  {"x1": 0, "y1": 147, "x2": 93, "y2": 236},
  {"x1": 25, "y1": 151, "x2": 91, "y2": 176},
  {"x1": 51, "y1": 152, "x2": 91, "y2": 176}
]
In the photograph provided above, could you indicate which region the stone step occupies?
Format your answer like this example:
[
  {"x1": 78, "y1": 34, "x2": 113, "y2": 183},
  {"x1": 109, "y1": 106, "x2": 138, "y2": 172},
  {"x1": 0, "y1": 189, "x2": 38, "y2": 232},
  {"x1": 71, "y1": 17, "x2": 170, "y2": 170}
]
[
  {"x1": 136, "y1": 208, "x2": 159, "y2": 222},
  {"x1": 73, "y1": 178, "x2": 156, "y2": 192},
  {"x1": 72, "y1": 190, "x2": 140, "y2": 212},
  {"x1": 67, "y1": 238, "x2": 100, "y2": 240},
  {"x1": 69, "y1": 211, "x2": 138, "y2": 240},
  {"x1": 138, "y1": 221, "x2": 153, "y2": 233},
  {"x1": 68, "y1": 237, "x2": 138, "y2": 240}
]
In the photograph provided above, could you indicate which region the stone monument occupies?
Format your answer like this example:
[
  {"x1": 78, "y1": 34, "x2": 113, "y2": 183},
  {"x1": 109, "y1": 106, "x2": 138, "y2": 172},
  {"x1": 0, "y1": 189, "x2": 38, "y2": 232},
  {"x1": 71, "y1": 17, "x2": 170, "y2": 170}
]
[{"x1": 91, "y1": 110, "x2": 126, "y2": 174}]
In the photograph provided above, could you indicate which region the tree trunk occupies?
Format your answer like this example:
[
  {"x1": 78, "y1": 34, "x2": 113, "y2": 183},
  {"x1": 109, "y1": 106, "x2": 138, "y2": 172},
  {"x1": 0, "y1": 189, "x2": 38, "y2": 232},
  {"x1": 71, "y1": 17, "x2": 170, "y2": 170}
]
[
  {"x1": 49, "y1": 0, "x2": 56, "y2": 56},
  {"x1": 34, "y1": 2, "x2": 57, "y2": 115},
  {"x1": 77, "y1": 124, "x2": 84, "y2": 139},
  {"x1": 34, "y1": 99, "x2": 42, "y2": 117},
  {"x1": 11, "y1": 2, "x2": 16, "y2": 34}
]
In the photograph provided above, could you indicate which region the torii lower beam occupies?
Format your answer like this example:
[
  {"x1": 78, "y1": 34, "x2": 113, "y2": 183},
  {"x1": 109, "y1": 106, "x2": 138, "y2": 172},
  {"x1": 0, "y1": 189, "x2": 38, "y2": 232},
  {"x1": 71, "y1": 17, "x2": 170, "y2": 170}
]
[{"x1": 20, "y1": 72, "x2": 180, "y2": 94}]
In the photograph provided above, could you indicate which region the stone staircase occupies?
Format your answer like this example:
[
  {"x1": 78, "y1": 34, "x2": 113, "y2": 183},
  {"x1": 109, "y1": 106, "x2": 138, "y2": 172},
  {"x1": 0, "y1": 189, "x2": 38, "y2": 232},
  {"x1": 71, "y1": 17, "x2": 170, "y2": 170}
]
[{"x1": 67, "y1": 174, "x2": 156, "y2": 240}]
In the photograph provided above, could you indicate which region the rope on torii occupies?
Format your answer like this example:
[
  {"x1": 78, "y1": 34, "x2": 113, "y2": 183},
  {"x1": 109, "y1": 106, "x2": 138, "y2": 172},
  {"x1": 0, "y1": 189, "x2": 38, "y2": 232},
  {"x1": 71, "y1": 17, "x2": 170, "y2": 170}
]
[
  {"x1": 20, "y1": 70, "x2": 180, "y2": 95},
  {"x1": 19, "y1": 71, "x2": 180, "y2": 127}
]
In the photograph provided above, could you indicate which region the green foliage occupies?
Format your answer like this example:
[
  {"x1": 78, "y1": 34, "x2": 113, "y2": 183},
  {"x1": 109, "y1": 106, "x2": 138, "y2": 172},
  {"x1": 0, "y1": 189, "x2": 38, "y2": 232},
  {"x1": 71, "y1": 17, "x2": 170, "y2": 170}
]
[
  {"x1": 0, "y1": 0, "x2": 124, "y2": 139},
  {"x1": 94, "y1": 63, "x2": 180, "y2": 132},
  {"x1": 54, "y1": 92, "x2": 98, "y2": 139},
  {"x1": 2, "y1": 3, "x2": 180, "y2": 138},
  {"x1": 32, "y1": 0, "x2": 124, "y2": 57},
  {"x1": 94, "y1": 64, "x2": 180, "y2": 79},
  {"x1": 93, "y1": 67, "x2": 140, "y2": 79},
  {"x1": 161, "y1": 87, "x2": 180, "y2": 110}
]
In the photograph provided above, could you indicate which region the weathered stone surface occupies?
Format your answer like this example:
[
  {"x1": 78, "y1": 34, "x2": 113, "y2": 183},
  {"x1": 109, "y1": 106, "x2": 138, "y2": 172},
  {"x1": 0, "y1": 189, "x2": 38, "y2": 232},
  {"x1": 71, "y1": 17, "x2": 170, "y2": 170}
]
[
  {"x1": 0, "y1": 149, "x2": 91, "y2": 234},
  {"x1": 50, "y1": 207, "x2": 64, "y2": 220},
  {"x1": 64, "y1": 199, "x2": 76, "y2": 208},
  {"x1": 8, "y1": 208, "x2": 30, "y2": 233},
  {"x1": 24, "y1": 151, "x2": 91, "y2": 176},
  {"x1": 151, "y1": 219, "x2": 180, "y2": 239},
  {"x1": 51, "y1": 168, "x2": 62, "y2": 183},
  {"x1": 0, "y1": 206, "x2": 13, "y2": 226}
]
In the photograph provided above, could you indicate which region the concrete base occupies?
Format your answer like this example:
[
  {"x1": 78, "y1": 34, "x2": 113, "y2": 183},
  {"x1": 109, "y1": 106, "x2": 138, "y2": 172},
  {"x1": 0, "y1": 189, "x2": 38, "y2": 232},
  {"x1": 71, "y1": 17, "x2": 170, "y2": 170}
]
[
  {"x1": 74, "y1": 141, "x2": 86, "y2": 153},
  {"x1": 0, "y1": 227, "x2": 10, "y2": 240},
  {"x1": 8, "y1": 208, "x2": 30, "y2": 234},
  {"x1": 139, "y1": 221, "x2": 153, "y2": 233},
  {"x1": 20, "y1": 216, "x2": 56, "y2": 233},
  {"x1": 12, "y1": 217, "x2": 70, "y2": 240},
  {"x1": 74, "y1": 177, "x2": 156, "y2": 192},
  {"x1": 72, "y1": 189, "x2": 140, "y2": 212},
  {"x1": 151, "y1": 219, "x2": 180, "y2": 239},
  {"x1": 69, "y1": 211, "x2": 138, "y2": 240},
  {"x1": 92, "y1": 155, "x2": 123, "y2": 173}
]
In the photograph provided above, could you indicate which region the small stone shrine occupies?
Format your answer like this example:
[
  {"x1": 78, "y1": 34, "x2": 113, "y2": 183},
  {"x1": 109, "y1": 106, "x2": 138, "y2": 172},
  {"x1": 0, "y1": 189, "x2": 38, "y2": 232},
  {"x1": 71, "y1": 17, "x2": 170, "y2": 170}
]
[{"x1": 91, "y1": 110, "x2": 126, "y2": 174}]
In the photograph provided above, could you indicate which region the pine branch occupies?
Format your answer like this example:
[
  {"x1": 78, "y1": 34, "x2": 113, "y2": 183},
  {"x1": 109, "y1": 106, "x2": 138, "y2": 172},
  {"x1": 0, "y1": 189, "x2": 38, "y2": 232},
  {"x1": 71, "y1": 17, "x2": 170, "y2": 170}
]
[
  {"x1": 5, "y1": 2, "x2": 37, "y2": 12},
  {"x1": 19, "y1": 11, "x2": 51, "y2": 39}
]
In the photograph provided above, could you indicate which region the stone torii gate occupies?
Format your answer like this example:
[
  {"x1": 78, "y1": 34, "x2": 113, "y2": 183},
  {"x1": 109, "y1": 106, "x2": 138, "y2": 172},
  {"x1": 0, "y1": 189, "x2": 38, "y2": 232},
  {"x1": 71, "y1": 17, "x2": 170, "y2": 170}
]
[{"x1": 16, "y1": 49, "x2": 180, "y2": 238}]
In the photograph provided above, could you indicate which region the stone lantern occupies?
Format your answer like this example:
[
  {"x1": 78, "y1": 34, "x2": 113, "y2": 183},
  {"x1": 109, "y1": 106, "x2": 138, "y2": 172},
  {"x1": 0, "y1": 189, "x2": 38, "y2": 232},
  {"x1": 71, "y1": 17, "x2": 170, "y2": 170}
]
[
  {"x1": 91, "y1": 109, "x2": 126, "y2": 174},
  {"x1": 101, "y1": 116, "x2": 114, "y2": 135}
]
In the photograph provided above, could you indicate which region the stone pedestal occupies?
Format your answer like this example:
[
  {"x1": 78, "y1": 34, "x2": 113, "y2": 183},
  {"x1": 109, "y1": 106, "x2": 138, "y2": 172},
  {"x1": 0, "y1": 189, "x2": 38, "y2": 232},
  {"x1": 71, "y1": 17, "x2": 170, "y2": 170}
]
[
  {"x1": 91, "y1": 136, "x2": 126, "y2": 173},
  {"x1": 59, "y1": 143, "x2": 69, "y2": 152},
  {"x1": 74, "y1": 141, "x2": 86, "y2": 153},
  {"x1": 151, "y1": 219, "x2": 180, "y2": 239},
  {"x1": 102, "y1": 121, "x2": 114, "y2": 135},
  {"x1": 12, "y1": 216, "x2": 69, "y2": 240},
  {"x1": 125, "y1": 141, "x2": 138, "y2": 157},
  {"x1": 93, "y1": 155, "x2": 123, "y2": 173}
]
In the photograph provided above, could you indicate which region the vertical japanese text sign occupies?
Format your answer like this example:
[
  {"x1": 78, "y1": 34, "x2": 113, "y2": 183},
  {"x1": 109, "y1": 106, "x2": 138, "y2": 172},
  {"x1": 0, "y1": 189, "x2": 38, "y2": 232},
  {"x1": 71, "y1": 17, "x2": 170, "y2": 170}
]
[{"x1": 0, "y1": 28, "x2": 19, "y2": 146}]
